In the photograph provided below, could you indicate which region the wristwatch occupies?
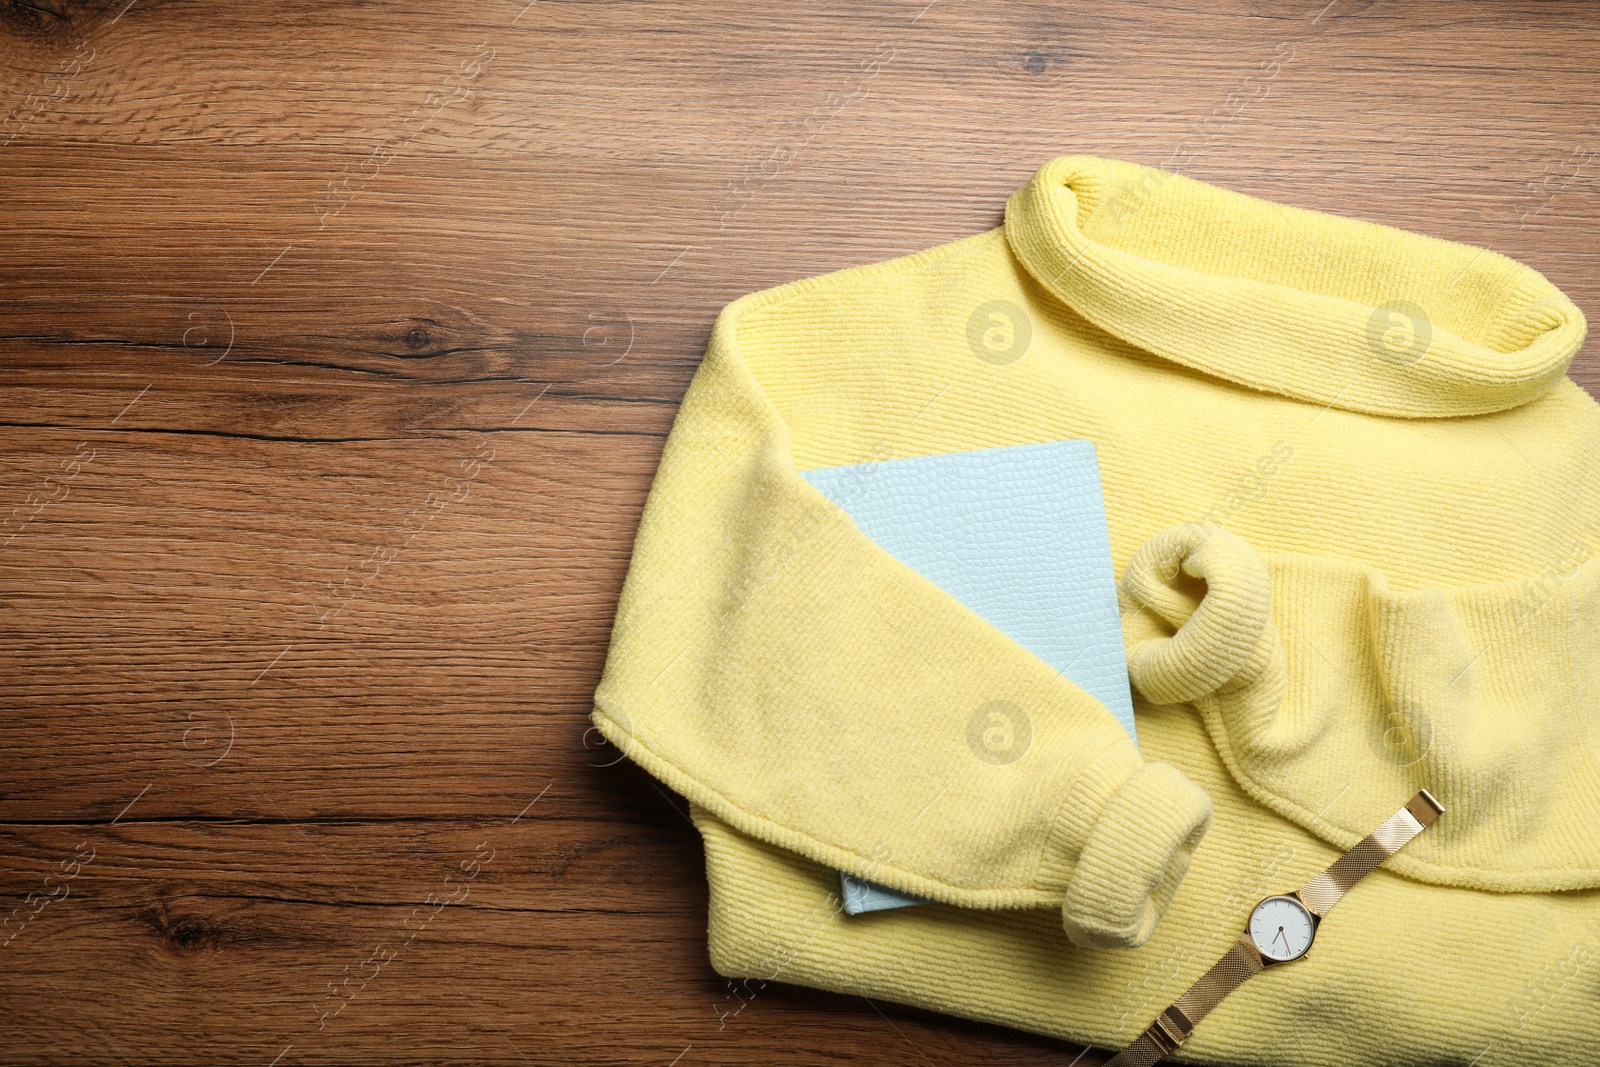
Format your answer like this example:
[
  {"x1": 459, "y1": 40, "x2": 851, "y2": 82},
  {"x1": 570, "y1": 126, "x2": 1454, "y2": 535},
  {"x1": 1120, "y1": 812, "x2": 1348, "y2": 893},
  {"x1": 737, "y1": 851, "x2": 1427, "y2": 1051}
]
[{"x1": 1108, "y1": 789, "x2": 1444, "y2": 1066}]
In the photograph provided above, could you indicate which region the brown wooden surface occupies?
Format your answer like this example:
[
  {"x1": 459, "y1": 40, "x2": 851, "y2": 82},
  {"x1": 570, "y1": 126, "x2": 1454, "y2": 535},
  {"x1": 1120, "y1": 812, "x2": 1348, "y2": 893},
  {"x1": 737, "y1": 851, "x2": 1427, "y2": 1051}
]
[{"x1": 1, "y1": 1, "x2": 1597, "y2": 1064}]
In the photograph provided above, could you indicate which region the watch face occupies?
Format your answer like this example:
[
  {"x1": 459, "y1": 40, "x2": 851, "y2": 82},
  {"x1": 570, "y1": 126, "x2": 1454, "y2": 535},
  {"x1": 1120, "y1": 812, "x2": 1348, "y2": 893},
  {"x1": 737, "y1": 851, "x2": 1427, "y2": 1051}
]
[{"x1": 1248, "y1": 895, "x2": 1316, "y2": 962}]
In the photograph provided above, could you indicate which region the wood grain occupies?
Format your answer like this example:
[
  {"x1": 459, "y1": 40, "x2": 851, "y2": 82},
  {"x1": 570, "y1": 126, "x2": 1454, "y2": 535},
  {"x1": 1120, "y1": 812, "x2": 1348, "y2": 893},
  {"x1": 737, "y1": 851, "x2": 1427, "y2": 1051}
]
[{"x1": 1, "y1": 0, "x2": 1597, "y2": 1063}]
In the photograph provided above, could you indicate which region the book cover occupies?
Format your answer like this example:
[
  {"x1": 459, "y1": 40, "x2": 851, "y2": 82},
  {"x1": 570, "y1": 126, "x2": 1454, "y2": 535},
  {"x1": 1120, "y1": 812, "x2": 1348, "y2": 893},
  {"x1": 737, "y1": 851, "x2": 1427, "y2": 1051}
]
[{"x1": 800, "y1": 439, "x2": 1134, "y2": 914}]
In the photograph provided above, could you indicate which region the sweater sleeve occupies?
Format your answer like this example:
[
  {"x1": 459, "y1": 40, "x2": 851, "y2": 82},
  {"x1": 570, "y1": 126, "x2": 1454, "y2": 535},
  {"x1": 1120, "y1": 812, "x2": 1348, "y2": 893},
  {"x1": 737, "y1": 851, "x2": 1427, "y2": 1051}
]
[{"x1": 592, "y1": 302, "x2": 1214, "y2": 950}]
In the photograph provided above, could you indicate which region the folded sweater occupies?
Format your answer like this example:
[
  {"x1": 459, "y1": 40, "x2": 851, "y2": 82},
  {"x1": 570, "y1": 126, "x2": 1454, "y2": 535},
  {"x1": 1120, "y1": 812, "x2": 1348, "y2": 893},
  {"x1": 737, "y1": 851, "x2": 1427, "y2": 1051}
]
[{"x1": 593, "y1": 154, "x2": 1600, "y2": 1065}]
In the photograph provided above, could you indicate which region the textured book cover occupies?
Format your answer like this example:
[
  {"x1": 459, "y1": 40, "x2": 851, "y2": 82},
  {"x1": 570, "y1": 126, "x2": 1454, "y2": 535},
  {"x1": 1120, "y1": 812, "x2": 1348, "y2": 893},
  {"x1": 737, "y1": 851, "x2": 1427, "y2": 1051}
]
[{"x1": 800, "y1": 439, "x2": 1135, "y2": 914}]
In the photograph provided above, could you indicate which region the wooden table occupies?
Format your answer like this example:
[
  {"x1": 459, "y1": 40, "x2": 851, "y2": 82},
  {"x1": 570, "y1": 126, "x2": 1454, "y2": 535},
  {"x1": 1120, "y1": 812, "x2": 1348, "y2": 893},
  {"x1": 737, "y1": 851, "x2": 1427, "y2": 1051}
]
[{"x1": 2, "y1": 1, "x2": 1596, "y2": 1063}]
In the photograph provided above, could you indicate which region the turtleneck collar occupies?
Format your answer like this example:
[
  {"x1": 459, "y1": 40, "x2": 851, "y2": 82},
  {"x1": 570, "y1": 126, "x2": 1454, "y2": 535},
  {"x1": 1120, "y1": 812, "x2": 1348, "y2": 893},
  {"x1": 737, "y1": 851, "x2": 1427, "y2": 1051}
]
[{"x1": 1004, "y1": 155, "x2": 1587, "y2": 418}]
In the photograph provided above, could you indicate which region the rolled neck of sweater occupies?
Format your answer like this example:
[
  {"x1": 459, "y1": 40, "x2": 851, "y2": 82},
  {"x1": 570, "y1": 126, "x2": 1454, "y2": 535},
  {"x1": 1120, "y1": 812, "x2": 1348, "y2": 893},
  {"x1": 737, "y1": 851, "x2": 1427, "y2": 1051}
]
[{"x1": 1005, "y1": 155, "x2": 1587, "y2": 418}]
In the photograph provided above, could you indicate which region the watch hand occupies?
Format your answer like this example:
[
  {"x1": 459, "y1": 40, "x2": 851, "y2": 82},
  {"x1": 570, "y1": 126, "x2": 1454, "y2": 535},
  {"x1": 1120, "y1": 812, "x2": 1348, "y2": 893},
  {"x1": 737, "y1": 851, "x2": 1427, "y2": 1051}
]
[{"x1": 1272, "y1": 927, "x2": 1288, "y2": 953}]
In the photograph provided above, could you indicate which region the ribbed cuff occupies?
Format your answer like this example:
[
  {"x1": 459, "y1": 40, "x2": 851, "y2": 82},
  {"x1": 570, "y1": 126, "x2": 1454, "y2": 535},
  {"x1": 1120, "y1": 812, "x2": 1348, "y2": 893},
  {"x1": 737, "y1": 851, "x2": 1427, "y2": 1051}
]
[{"x1": 1049, "y1": 759, "x2": 1214, "y2": 949}]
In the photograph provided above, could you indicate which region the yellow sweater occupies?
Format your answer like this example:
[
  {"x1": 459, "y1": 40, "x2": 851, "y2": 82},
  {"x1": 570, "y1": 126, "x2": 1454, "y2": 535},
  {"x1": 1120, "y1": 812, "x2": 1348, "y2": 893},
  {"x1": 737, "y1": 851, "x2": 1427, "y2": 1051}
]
[{"x1": 593, "y1": 155, "x2": 1600, "y2": 1065}]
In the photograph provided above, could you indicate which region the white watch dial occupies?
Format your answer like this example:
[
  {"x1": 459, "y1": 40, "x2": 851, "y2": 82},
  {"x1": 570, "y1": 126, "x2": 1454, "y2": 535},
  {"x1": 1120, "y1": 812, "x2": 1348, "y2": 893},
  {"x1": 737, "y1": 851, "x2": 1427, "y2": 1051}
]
[{"x1": 1248, "y1": 895, "x2": 1316, "y2": 962}]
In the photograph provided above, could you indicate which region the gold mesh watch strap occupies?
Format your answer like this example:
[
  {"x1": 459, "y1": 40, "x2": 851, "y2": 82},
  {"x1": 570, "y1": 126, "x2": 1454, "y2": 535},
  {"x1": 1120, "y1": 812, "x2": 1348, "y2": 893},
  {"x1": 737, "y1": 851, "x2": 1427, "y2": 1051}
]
[
  {"x1": 1106, "y1": 937, "x2": 1264, "y2": 1067},
  {"x1": 1107, "y1": 790, "x2": 1443, "y2": 1065},
  {"x1": 1298, "y1": 789, "x2": 1442, "y2": 915}
]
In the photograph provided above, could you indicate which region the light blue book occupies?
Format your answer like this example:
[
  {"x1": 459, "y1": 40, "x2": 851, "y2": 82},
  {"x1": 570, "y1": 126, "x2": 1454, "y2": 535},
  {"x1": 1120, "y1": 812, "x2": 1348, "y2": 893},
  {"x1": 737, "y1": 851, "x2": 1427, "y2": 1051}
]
[{"x1": 800, "y1": 439, "x2": 1135, "y2": 914}]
